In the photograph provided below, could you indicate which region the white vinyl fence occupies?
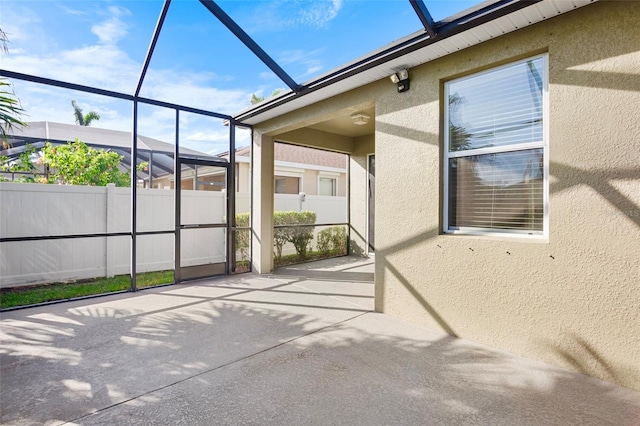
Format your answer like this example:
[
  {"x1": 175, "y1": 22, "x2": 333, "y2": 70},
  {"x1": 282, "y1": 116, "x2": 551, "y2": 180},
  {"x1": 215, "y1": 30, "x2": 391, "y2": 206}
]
[{"x1": 0, "y1": 182, "x2": 346, "y2": 287}]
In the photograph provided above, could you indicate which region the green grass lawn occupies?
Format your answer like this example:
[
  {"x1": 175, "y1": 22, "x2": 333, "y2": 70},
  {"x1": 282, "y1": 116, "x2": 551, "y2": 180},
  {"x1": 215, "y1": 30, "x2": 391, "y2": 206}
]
[{"x1": 0, "y1": 270, "x2": 174, "y2": 310}]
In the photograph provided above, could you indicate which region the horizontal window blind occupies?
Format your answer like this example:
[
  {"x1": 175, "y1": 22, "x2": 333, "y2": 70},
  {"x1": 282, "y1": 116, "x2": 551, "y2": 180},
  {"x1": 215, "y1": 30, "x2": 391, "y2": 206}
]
[
  {"x1": 449, "y1": 57, "x2": 544, "y2": 152},
  {"x1": 448, "y1": 149, "x2": 544, "y2": 231}
]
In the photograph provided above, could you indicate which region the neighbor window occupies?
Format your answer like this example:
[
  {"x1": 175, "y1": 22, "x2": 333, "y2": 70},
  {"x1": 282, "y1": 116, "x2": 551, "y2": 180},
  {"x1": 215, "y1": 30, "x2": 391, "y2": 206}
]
[
  {"x1": 444, "y1": 55, "x2": 548, "y2": 237},
  {"x1": 275, "y1": 176, "x2": 300, "y2": 194},
  {"x1": 319, "y1": 177, "x2": 337, "y2": 196}
]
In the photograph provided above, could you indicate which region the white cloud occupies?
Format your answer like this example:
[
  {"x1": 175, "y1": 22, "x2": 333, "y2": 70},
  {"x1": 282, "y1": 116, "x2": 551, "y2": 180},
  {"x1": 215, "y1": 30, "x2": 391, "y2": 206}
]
[
  {"x1": 277, "y1": 48, "x2": 324, "y2": 66},
  {"x1": 298, "y1": 0, "x2": 343, "y2": 28},
  {"x1": 277, "y1": 49, "x2": 325, "y2": 80},
  {"x1": 302, "y1": 65, "x2": 323, "y2": 78},
  {"x1": 92, "y1": 16, "x2": 129, "y2": 44},
  {"x1": 107, "y1": 6, "x2": 131, "y2": 18},
  {"x1": 3, "y1": 2, "x2": 259, "y2": 154},
  {"x1": 0, "y1": 5, "x2": 43, "y2": 45},
  {"x1": 246, "y1": 0, "x2": 343, "y2": 32},
  {"x1": 58, "y1": 5, "x2": 86, "y2": 17}
]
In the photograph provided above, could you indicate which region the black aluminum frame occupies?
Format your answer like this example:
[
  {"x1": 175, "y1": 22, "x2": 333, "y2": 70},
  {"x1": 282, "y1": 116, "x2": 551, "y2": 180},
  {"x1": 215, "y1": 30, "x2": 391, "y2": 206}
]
[
  {"x1": 1, "y1": 0, "x2": 529, "y2": 300},
  {"x1": 0, "y1": 1, "x2": 243, "y2": 294},
  {"x1": 234, "y1": 0, "x2": 541, "y2": 122}
]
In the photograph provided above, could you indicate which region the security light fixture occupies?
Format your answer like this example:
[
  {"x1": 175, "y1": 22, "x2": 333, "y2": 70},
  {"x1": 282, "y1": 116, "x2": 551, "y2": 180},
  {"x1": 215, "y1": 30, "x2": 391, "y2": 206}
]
[
  {"x1": 390, "y1": 69, "x2": 410, "y2": 92},
  {"x1": 351, "y1": 112, "x2": 370, "y2": 126}
]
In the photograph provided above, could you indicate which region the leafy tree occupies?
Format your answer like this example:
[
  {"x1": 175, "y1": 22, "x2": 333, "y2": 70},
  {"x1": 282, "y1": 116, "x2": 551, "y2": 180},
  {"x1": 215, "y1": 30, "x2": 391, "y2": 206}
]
[
  {"x1": 71, "y1": 100, "x2": 101, "y2": 126},
  {"x1": 0, "y1": 28, "x2": 27, "y2": 145},
  {"x1": 42, "y1": 139, "x2": 130, "y2": 186},
  {"x1": 0, "y1": 144, "x2": 39, "y2": 183}
]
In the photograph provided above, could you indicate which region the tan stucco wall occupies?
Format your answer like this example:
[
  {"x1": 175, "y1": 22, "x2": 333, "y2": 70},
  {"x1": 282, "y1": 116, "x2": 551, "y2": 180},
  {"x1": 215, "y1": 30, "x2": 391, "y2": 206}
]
[
  {"x1": 302, "y1": 170, "x2": 315, "y2": 195},
  {"x1": 237, "y1": 162, "x2": 250, "y2": 193},
  {"x1": 337, "y1": 172, "x2": 347, "y2": 197},
  {"x1": 349, "y1": 134, "x2": 375, "y2": 256},
  {"x1": 252, "y1": 2, "x2": 640, "y2": 390},
  {"x1": 251, "y1": 133, "x2": 274, "y2": 274},
  {"x1": 375, "y1": 3, "x2": 639, "y2": 390}
]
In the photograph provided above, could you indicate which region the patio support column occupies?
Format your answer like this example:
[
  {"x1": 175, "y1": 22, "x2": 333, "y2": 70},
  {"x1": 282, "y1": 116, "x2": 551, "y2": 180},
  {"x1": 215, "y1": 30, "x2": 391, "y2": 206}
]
[{"x1": 251, "y1": 132, "x2": 274, "y2": 273}]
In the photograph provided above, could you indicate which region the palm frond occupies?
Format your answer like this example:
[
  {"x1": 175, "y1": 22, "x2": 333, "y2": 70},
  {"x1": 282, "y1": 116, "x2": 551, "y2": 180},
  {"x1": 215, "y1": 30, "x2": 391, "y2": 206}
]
[
  {"x1": 0, "y1": 79, "x2": 27, "y2": 140},
  {"x1": 71, "y1": 100, "x2": 85, "y2": 125}
]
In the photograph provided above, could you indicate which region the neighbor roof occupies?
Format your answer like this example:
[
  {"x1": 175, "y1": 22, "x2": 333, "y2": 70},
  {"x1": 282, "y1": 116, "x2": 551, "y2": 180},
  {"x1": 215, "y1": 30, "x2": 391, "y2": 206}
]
[{"x1": 1, "y1": 121, "x2": 215, "y2": 179}]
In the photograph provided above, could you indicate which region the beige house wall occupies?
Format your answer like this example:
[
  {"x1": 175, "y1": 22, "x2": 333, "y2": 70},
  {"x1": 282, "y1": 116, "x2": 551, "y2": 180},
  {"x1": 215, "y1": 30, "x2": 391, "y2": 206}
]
[
  {"x1": 375, "y1": 2, "x2": 639, "y2": 390},
  {"x1": 349, "y1": 134, "x2": 374, "y2": 256},
  {"x1": 302, "y1": 170, "x2": 316, "y2": 195},
  {"x1": 237, "y1": 162, "x2": 250, "y2": 193},
  {"x1": 251, "y1": 2, "x2": 640, "y2": 390}
]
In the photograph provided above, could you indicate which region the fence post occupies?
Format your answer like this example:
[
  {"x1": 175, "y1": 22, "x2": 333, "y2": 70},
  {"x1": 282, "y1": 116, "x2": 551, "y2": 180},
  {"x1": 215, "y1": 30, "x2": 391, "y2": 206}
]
[{"x1": 106, "y1": 183, "x2": 116, "y2": 277}]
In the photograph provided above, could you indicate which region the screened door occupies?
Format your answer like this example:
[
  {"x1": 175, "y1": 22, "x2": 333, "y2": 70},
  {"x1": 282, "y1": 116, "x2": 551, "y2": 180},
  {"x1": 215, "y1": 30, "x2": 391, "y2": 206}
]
[{"x1": 177, "y1": 158, "x2": 229, "y2": 281}]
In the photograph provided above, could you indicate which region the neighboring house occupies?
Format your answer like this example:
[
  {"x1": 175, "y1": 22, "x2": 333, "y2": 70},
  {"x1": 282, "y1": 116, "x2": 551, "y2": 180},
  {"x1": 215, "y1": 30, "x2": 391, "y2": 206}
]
[
  {"x1": 0, "y1": 121, "x2": 207, "y2": 185},
  {"x1": 1, "y1": 122, "x2": 347, "y2": 197},
  {"x1": 241, "y1": 2, "x2": 640, "y2": 391},
  {"x1": 151, "y1": 143, "x2": 347, "y2": 196},
  {"x1": 230, "y1": 144, "x2": 346, "y2": 196}
]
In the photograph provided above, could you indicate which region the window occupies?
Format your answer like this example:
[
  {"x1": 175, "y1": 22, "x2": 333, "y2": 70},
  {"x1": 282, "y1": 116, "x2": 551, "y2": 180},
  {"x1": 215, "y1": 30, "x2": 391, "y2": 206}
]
[
  {"x1": 274, "y1": 176, "x2": 300, "y2": 194},
  {"x1": 319, "y1": 177, "x2": 337, "y2": 196},
  {"x1": 444, "y1": 55, "x2": 548, "y2": 237}
]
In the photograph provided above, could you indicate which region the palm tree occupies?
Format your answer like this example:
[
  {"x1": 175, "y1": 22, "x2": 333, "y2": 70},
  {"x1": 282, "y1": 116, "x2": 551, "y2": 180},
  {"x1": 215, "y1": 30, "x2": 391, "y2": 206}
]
[
  {"x1": 249, "y1": 88, "x2": 286, "y2": 105},
  {"x1": 0, "y1": 28, "x2": 27, "y2": 146},
  {"x1": 71, "y1": 100, "x2": 100, "y2": 126}
]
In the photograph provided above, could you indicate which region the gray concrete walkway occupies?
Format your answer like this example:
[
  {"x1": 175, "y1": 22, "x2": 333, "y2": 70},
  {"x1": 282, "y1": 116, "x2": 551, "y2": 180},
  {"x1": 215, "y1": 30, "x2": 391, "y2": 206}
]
[{"x1": 1, "y1": 256, "x2": 638, "y2": 425}]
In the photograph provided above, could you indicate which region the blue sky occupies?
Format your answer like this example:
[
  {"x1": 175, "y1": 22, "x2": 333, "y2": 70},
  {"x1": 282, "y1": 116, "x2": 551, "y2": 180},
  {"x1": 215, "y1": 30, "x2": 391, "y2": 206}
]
[{"x1": 1, "y1": 0, "x2": 480, "y2": 153}]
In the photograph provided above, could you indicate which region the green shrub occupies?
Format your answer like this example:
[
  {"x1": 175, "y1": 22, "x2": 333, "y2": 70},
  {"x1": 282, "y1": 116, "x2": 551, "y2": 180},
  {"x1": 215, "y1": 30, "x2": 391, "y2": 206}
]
[
  {"x1": 274, "y1": 211, "x2": 316, "y2": 260},
  {"x1": 235, "y1": 212, "x2": 250, "y2": 262},
  {"x1": 317, "y1": 226, "x2": 347, "y2": 255}
]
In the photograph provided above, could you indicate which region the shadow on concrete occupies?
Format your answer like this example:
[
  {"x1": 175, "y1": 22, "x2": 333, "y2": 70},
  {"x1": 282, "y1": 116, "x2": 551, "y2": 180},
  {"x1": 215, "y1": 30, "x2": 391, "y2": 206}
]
[
  {"x1": 2, "y1": 286, "x2": 638, "y2": 425},
  {"x1": 273, "y1": 255, "x2": 374, "y2": 283}
]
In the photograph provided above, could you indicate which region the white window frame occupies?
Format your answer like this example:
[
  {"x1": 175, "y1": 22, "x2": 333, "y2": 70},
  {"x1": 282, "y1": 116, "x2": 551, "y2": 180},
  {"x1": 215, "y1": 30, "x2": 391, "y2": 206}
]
[
  {"x1": 318, "y1": 172, "x2": 339, "y2": 196},
  {"x1": 443, "y1": 54, "x2": 549, "y2": 239}
]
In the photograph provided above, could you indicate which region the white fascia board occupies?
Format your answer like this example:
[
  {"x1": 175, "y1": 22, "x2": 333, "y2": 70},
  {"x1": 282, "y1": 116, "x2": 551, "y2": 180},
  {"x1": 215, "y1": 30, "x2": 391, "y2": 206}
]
[{"x1": 275, "y1": 160, "x2": 346, "y2": 174}]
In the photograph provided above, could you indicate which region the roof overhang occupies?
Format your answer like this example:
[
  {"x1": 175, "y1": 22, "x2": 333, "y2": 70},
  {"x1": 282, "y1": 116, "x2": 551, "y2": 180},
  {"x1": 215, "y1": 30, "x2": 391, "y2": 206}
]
[{"x1": 234, "y1": 0, "x2": 597, "y2": 126}]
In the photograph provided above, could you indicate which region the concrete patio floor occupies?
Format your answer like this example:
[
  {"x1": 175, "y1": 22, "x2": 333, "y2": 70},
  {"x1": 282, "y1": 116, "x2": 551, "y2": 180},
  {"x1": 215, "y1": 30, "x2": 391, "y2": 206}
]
[{"x1": 1, "y1": 256, "x2": 638, "y2": 425}]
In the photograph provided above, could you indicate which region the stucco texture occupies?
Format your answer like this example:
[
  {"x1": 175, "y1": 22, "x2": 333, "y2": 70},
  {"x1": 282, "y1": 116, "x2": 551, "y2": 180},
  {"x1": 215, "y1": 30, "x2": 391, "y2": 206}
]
[
  {"x1": 349, "y1": 134, "x2": 374, "y2": 256},
  {"x1": 373, "y1": 2, "x2": 640, "y2": 390},
  {"x1": 252, "y1": 2, "x2": 640, "y2": 390}
]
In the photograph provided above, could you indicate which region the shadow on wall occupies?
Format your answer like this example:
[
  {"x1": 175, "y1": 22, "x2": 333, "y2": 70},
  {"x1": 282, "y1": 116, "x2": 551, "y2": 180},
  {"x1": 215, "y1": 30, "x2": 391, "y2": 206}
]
[
  {"x1": 374, "y1": 226, "x2": 458, "y2": 336},
  {"x1": 372, "y1": 7, "x2": 640, "y2": 380},
  {"x1": 550, "y1": 163, "x2": 640, "y2": 230},
  {"x1": 1, "y1": 282, "x2": 638, "y2": 425},
  {"x1": 348, "y1": 226, "x2": 369, "y2": 258},
  {"x1": 544, "y1": 332, "x2": 639, "y2": 391}
]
